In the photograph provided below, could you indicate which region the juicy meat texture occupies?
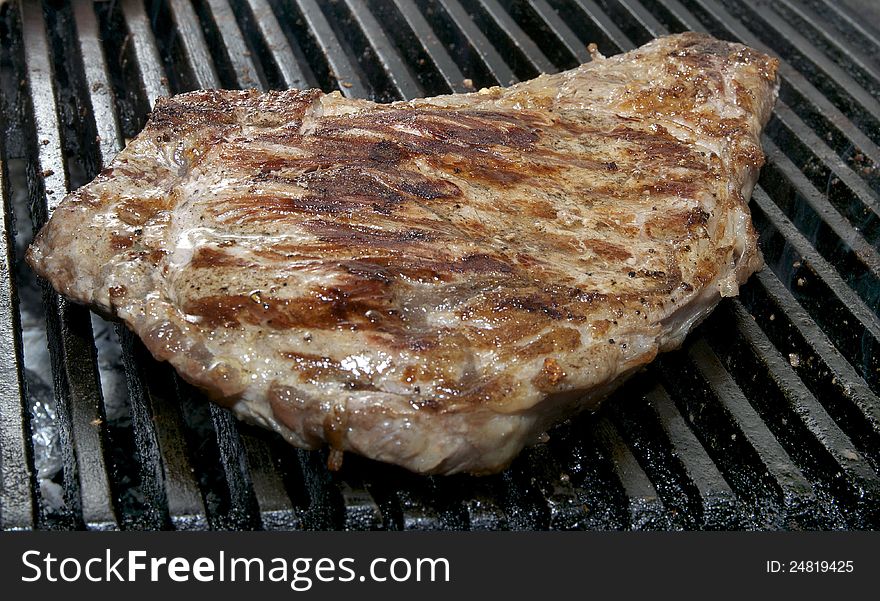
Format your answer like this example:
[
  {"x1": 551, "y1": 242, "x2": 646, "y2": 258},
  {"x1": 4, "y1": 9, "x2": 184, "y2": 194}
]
[{"x1": 28, "y1": 33, "x2": 779, "y2": 475}]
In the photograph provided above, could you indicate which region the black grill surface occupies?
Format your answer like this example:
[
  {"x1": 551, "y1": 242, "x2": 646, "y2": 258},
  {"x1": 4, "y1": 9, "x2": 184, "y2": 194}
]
[{"x1": 1, "y1": 0, "x2": 878, "y2": 531}]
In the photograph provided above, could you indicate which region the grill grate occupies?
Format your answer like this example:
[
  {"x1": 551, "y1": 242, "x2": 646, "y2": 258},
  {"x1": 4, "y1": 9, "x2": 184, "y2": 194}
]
[{"x1": 0, "y1": 0, "x2": 878, "y2": 531}]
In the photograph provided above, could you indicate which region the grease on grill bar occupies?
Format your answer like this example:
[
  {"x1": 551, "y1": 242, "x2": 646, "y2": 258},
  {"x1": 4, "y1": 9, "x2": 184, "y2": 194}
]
[{"x1": 0, "y1": 0, "x2": 878, "y2": 531}]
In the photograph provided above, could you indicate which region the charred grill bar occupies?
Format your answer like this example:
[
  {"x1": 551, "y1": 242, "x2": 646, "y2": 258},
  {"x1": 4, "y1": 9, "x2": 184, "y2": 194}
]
[{"x1": 0, "y1": 0, "x2": 878, "y2": 530}]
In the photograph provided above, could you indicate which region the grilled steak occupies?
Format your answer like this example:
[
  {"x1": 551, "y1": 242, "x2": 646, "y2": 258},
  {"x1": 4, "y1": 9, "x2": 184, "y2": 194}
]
[{"x1": 27, "y1": 33, "x2": 778, "y2": 475}]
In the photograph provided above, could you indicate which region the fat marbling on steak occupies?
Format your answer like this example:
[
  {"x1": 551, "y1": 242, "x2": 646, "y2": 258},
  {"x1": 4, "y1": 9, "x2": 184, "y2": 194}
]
[{"x1": 28, "y1": 33, "x2": 779, "y2": 474}]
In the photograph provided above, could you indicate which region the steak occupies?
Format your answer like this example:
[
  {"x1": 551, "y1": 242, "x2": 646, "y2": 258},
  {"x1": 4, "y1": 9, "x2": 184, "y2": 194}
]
[{"x1": 27, "y1": 33, "x2": 779, "y2": 475}]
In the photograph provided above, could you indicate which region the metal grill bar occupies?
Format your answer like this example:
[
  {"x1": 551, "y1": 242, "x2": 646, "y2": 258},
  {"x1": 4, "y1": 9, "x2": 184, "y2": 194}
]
[
  {"x1": 205, "y1": 404, "x2": 261, "y2": 529},
  {"x1": 334, "y1": 474, "x2": 384, "y2": 530},
  {"x1": 435, "y1": 0, "x2": 517, "y2": 85},
  {"x1": 390, "y1": 0, "x2": 469, "y2": 93},
  {"x1": 525, "y1": 0, "x2": 593, "y2": 61},
  {"x1": 289, "y1": 449, "x2": 344, "y2": 529},
  {"x1": 71, "y1": 3, "x2": 122, "y2": 165},
  {"x1": 518, "y1": 445, "x2": 584, "y2": 529},
  {"x1": 651, "y1": 0, "x2": 705, "y2": 34},
  {"x1": 611, "y1": 393, "x2": 707, "y2": 528},
  {"x1": 0, "y1": 149, "x2": 33, "y2": 531},
  {"x1": 472, "y1": 0, "x2": 555, "y2": 74},
  {"x1": 644, "y1": 386, "x2": 740, "y2": 530},
  {"x1": 121, "y1": 0, "x2": 169, "y2": 104},
  {"x1": 22, "y1": 5, "x2": 66, "y2": 212},
  {"x1": 611, "y1": 0, "x2": 669, "y2": 40},
  {"x1": 117, "y1": 330, "x2": 191, "y2": 529},
  {"x1": 166, "y1": 0, "x2": 222, "y2": 90},
  {"x1": 242, "y1": 0, "x2": 309, "y2": 89},
  {"x1": 203, "y1": 0, "x2": 265, "y2": 90},
  {"x1": 593, "y1": 417, "x2": 671, "y2": 530},
  {"x1": 287, "y1": 0, "x2": 369, "y2": 97},
  {"x1": 239, "y1": 432, "x2": 298, "y2": 529},
  {"x1": 571, "y1": 0, "x2": 635, "y2": 51},
  {"x1": 341, "y1": 0, "x2": 423, "y2": 100}
]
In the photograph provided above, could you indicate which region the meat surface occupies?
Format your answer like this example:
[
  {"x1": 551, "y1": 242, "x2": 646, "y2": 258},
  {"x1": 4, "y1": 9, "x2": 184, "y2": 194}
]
[{"x1": 27, "y1": 33, "x2": 778, "y2": 475}]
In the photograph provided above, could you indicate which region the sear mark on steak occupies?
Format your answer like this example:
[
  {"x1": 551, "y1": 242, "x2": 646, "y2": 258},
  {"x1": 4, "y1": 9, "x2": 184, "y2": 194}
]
[{"x1": 27, "y1": 33, "x2": 779, "y2": 475}]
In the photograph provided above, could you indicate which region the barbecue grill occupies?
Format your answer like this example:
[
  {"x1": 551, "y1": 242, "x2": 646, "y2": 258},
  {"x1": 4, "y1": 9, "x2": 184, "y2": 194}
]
[{"x1": 1, "y1": 0, "x2": 878, "y2": 531}]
